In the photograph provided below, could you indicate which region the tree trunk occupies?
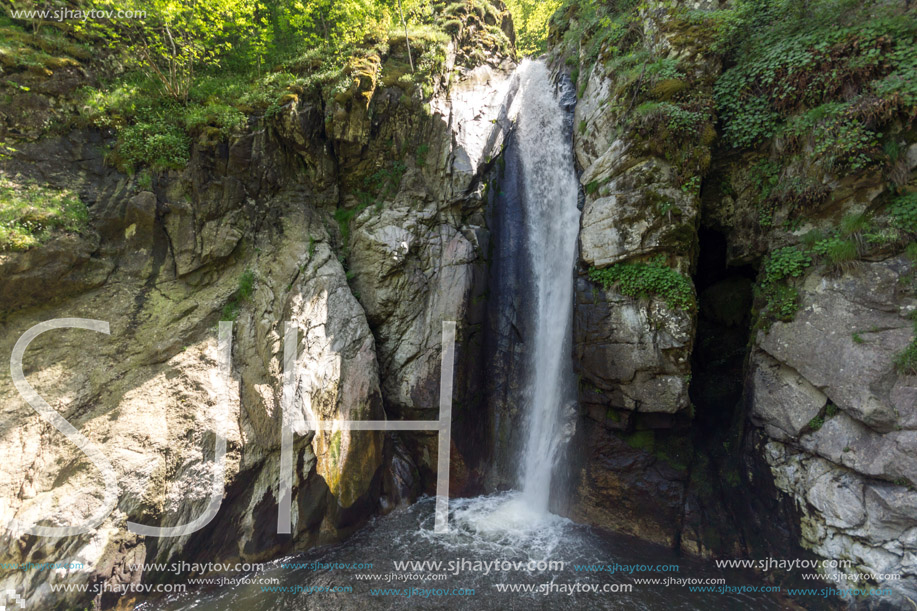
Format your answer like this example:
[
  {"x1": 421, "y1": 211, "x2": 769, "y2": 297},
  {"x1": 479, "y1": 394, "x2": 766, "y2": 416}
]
[{"x1": 398, "y1": 0, "x2": 414, "y2": 73}]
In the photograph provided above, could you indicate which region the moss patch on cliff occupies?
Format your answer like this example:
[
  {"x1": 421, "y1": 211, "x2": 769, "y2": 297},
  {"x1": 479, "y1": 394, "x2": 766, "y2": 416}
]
[{"x1": 0, "y1": 177, "x2": 88, "y2": 250}]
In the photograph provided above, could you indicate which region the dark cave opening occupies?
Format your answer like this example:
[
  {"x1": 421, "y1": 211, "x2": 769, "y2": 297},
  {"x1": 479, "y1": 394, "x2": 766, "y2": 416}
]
[{"x1": 690, "y1": 227, "x2": 757, "y2": 436}]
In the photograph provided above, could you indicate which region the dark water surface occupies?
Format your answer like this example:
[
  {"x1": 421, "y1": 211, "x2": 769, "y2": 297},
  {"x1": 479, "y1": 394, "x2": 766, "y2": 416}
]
[{"x1": 147, "y1": 494, "x2": 788, "y2": 610}]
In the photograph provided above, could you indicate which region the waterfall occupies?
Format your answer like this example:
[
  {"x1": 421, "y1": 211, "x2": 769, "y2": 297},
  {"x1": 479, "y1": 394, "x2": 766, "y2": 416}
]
[{"x1": 514, "y1": 59, "x2": 581, "y2": 512}]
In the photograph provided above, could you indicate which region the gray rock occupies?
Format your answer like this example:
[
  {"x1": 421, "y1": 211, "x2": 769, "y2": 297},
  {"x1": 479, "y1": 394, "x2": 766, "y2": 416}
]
[{"x1": 749, "y1": 351, "x2": 827, "y2": 439}]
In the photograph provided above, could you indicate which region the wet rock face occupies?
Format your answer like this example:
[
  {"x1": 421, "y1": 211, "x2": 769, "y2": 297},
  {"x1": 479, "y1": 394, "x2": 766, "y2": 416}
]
[
  {"x1": 750, "y1": 256, "x2": 917, "y2": 594},
  {"x1": 568, "y1": 424, "x2": 688, "y2": 547}
]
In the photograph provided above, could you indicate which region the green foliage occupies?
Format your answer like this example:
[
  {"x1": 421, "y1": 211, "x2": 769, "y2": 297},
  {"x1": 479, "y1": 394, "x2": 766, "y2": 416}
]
[
  {"x1": 681, "y1": 175, "x2": 701, "y2": 196},
  {"x1": 825, "y1": 402, "x2": 839, "y2": 418},
  {"x1": 906, "y1": 242, "x2": 917, "y2": 261},
  {"x1": 26, "y1": 0, "x2": 475, "y2": 172},
  {"x1": 336, "y1": 158, "x2": 406, "y2": 248},
  {"x1": 585, "y1": 180, "x2": 600, "y2": 195},
  {"x1": 896, "y1": 341, "x2": 917, "y2": 375},
  {"x1": 896, "y1": 312, "x2": 917, "y2": 375},
  {"x1": 415, "y1": 143, "x2": 430, "y2": 168},
  {"x1": 588, "y1": 257, "x2": 695, "y2": 312},
  {"x1": 634, "y1": 101, "x2": 710, "y2": 137},
  {"x1": 713, "y1": 0, "x2": 916, "y2": 166},
  {"x1": 890, "y1": 192, "x2": 917, "y2": 234},
  {"x1": 221, "y1": 268, "x2": 256, "y2": 321},
  {"x1": 762, "y1": 246, "x2": 813, "y2": 287},
  {"x1": 0, "y1": 177, "x2": 89, "y2": 251},
  {"x1": 504, "y1": 0, "x2": 562, "y2": 55},
  {"x1": 184, "y1": 103, "x2": 246, "y2": 136},
  {"x1": 824, "y1": 238, "x2": 858, "y2": 265},
  {"x1": 117, "y1": 104, "x2": 192, "y2": 170},
  {"x1": 761, "y1": 283, "x2": 801, "y2": 323},
  {"x1": 238, "y1": 269, "x2": 255, "y2": 299},
  {"x1": 840, "y1": 212, "x2": 871, "y2": 237},
  {"x1": 808, "y1": 414, "x2": 825, "y2": 432},
  {"x1": 757, "y1": 246, "x2": 813, "y2": 325}
]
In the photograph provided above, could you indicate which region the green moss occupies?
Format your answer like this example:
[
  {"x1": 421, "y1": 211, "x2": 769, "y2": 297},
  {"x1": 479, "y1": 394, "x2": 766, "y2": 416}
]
[
  {"x1": 624, "y1": 430, "x2": 655, "y2": 452},
  {"x1": 649, "y1": 78, "x2": 687, "y2": 101},
  {"x1": 0, "y1": 177, "x2": 88, "y2": 251},
  {"x1": 330, "y1": 430, "x2": 343, "y2": 465},
  {"x1": 605, "y1": 408, "x2": 622, "y2": 422}
]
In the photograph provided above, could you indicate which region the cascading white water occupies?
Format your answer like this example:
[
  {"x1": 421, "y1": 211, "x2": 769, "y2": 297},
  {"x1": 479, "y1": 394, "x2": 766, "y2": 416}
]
[
  {"x1": 417, "y1": 59, "x2": 581, "y2": 540},
  {"x1": 514, "y1": 59, "x2": 581, "y2": 512}
]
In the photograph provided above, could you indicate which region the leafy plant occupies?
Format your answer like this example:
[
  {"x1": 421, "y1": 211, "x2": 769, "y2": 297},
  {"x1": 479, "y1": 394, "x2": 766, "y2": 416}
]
[
  {"x1": 588, "y1": 257, "x2": 695, "y2": 311},
  {"x1": 890, "y1": 193, "x2": 917, "y2": 234},
  {"x1": 762, "y1": 246, "x2": 812, "y2": 287}
]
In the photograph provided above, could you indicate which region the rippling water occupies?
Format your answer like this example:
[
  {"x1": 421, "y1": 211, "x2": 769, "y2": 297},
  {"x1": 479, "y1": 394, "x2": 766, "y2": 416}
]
[{"x1": 149, "y1": 494, "x2": 786, "y2": 611}]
